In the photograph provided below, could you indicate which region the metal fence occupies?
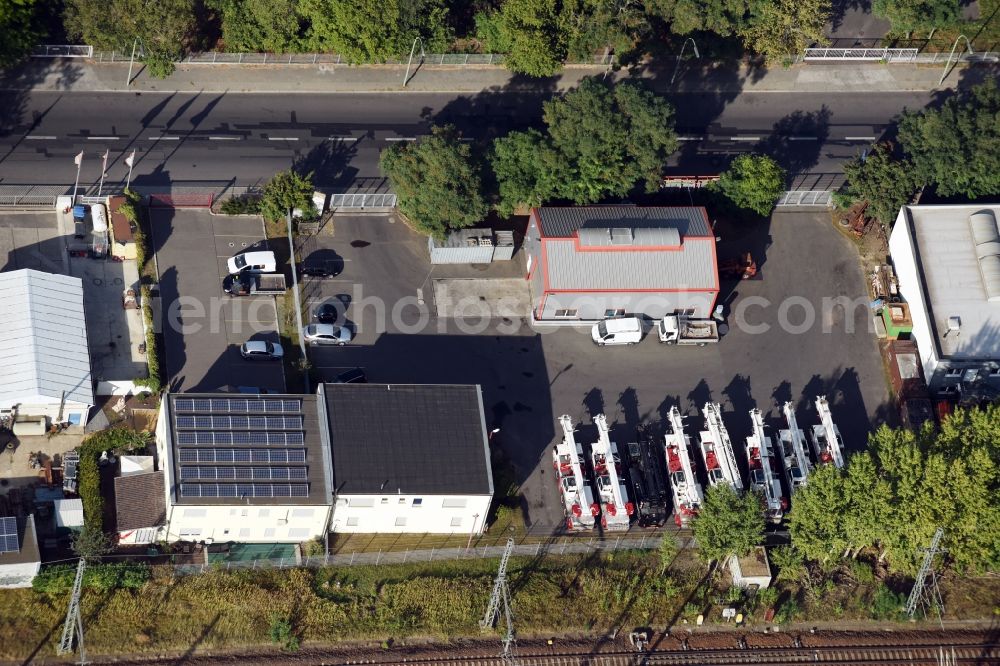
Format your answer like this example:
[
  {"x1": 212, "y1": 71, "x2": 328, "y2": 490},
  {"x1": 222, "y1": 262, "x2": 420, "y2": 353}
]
[
  {"x1": 776, "y1": 190, "x2": 833, "y2": 207},
  {"x1": 31, "y1": 44, "x2": 92, "y2": 58},
  {"x1": 0, "y1": 185, "x2": 69, "y2": 207},
  {"x1": 802, "y1": 47, "x2": 999, "y2": 64},
  {"x1": 329, "y1": 192, "x2": 396, "y2": 211},
  {"x1": 169, "y1": 534, "x2": 675, "y2": 575}
]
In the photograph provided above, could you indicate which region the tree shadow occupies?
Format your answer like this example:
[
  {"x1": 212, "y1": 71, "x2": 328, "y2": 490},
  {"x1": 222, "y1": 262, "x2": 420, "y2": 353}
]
[
  {"x1": 582, "y1": 387, "x2": 605, "y2": 422},
  {"x1": 685, "y1": 379, "x2": 713, "y2": 415},
  {"x1": 293, "y1": 137, "x2": 359, "y2": 189},
  {"x1": 758, "y1": 106, "x2": 832, "y2": 178}
]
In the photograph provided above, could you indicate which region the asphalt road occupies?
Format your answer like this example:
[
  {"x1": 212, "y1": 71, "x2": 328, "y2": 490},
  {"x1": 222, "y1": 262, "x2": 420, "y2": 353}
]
[{"x1": 0, "y1": 90, "x2": 933, "y2": 191}]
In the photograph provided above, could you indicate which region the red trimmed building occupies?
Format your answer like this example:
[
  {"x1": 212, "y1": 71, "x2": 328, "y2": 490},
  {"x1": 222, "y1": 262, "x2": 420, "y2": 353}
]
[{"x1": 524, "y1": 206, "x2": 719, "y2": 323}]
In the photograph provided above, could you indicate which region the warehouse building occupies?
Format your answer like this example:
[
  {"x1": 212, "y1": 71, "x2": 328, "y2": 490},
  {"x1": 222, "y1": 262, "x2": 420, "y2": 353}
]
[
  {"x1": 324, "y1": 383, "x2": 494, "y2": 535},
  {"x1": 523, "y1": 206, "x2": 719, "y2": 324},
  {"x1": 0, "y1": 269, "x2": 93, "y2": 430},
  {"x1": 890, "y1": 204, "x2": 1000, "y2": 394}
]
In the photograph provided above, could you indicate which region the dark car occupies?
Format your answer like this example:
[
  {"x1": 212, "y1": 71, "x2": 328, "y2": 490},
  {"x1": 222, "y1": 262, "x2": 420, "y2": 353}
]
[
  {"x1": 298, "y1": 259, "x2": 342, "y2": 278},
  {"x1": 333, "y1": 367, "x2": 367, "y2": 384},
  {"x1": 313, "y1": 303, "x2": 341, "y2": 324}
]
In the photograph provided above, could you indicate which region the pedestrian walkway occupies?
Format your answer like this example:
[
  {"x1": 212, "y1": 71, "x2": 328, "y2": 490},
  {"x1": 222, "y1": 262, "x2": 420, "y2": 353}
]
[{"x1": 0, "y1": 57, "x2": 985, "y2": 94}]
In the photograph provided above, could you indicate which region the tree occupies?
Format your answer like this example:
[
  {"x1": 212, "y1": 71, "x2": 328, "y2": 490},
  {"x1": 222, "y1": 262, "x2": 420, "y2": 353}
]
[
  {"x1": 897, "y1": 81, "x2": 1000, "y2": 199},
  {"x1": 64, "y1": 0, "x2": 195, "y2": 77},
  {"x1": 300, "y1": 0, "x2": 451, "y2": 63},
  {"x1": 872, "y1": 0, "x2": 961, "y2": 34},
  {"x1": 208, "y1": 0, "x2": 303, "y2": 53},
  {"x1": 0, "y1": 0, "x2": 41, "y2": 67},
  {"x1": 710, "y1": 154, "x2": 786, "y2": 217},
  {"x1": 645, "y1": 0, "x2": 751, "y2": 36},
  {"x1": 658, "y1": 533, "x2": 680, "y2": 573},
  {"x1": 786, "y1": 464, "x2": 850, "y2": 563},
  {"x1": 838, "y1": 143, "x2": 918, "y2": 228},
  {"x1": 380, "y1": 125, "x2": 489, "y2": 239},
  {"x1": 541, "y1": 78, "x2": 678, "y2": 203},
  {"x1": 490, "y1": 129, "x2": 562, "y2": 216},
  {"x1": 260, "y1": 169, "x2": 315, "y2": 222},
  {"x1": 739, "y1": 0, "x2": 829, "y2": 63},
  {"x1": 476, "y1": 0, "x2": 566, "y2": 77},
  {"x1": 71, "y1": 524, "x2": 112, "y2": 559},
  {"x1": 692, "y1": 484, "x2": 765, "y2": 563}
]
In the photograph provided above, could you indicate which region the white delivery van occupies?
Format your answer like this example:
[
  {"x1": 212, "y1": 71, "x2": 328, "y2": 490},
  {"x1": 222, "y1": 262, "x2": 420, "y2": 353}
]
[
  {"x1": 591, "y1": 316, "x2": 643, "y2": 346},
  {"x1": 227, "y1": 250, "x2": 276, "y2": 274},
  {"x1": 91, "y1": 203, "x2": 109, "y2": 233}
]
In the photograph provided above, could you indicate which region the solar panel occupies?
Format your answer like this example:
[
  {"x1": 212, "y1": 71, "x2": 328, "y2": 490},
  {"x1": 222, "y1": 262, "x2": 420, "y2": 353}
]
[
  {"x1": 288, "y1": 450, "x2": 306, "y2": 462},
  {"x1": 219, "y1": 485, "x2": 238, "y2": 497},
  {"x1": 0, "y1": 517, "x2": 18, "y2": 554},
  {"x1": 233, "y1": 449, "x2": 252, "y2": 462},
  {"x1": 290, "y1": 485, "x2": 309, "y2": 497},
  {"x1": 289, "y1": 467, "x2": 308, "y2": 480},
  {"x1": 175, "y1": 415, "x2": 195, "y2": 428}
]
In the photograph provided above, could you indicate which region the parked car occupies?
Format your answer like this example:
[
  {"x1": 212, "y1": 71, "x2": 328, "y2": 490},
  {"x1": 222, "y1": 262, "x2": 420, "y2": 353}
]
[
  {"x1": 227, "y1": 250, "x2": 276, "y2": 275},
  {"x1": 298, "y1": 258, "x2": 342, "y2": 278},
  {"x1": 304, "y1": 323, "x2": 352, "y2": 346},
  {"x1": 592, "y1": 316, "x2": 643, "y2": 346},
  {"x1": 333, "y1": 367, "x2": 367, "y2": 383},
  {"x1": 239, "y1": 340, "x2": 284, "y2": 361},
  {"x1": 313, "y1": 303, "x2": 341, "y2": 324}
]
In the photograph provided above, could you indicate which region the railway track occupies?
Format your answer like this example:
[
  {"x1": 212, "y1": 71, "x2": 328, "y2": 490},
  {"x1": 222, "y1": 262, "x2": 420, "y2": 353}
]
[{"x1": 346, "y1": 643, "x2": 1000, "y2": 666}]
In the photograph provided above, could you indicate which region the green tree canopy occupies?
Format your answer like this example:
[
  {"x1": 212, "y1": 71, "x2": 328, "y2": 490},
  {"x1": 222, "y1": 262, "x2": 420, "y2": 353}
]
[
  {"x1": 838, "y1": 143, "x2": 919, "y2": 228},
  {"x1": 872, "y1": 0, "x2": 961, "y2": 33},
  {"x1": 0, "y1": 0, "x2": 42, "y2": 67},
  {"x1": 475, "y1": 0, "x2": 566, "y2": 77},
  {"x1": 260, "y1": 169, "x2": 315, "y2": 222},
  {"x1": 541, "y1": 77, "x2": 678, "y2": 203},
  {"x1": 208, "y1": 0, "x2": 303, "y2": 53},
  {"x1": 692, "y1": 484, "x2": 766, "y2": 563},
  {"x1": 786, "y1": 464, "x2": 850, "y2": 563},
  {"x1": 490, "y1": 129, "x2": 562, "y2": 217},
  {"x1": 380, "y1": 125, "x2": 489, "y2": 239},
  {"x1": 897, "y1": 80, "x2": 1000, "y2": 199},
  {"x1": 65, "y1": 0, "x2": 195, "y2": 76},
  {"x1": 711, "y1": 153, "x2": 786, "y2": 217},
  {"x1": 739, "y1": 0, "x2": 829, "y2": 63},
  {"x1": 646, "y1": 0, "x2": 750, "y2": 36},
  {"x1": 300, "y1": 0, "x2": 451, "y2": 63}
]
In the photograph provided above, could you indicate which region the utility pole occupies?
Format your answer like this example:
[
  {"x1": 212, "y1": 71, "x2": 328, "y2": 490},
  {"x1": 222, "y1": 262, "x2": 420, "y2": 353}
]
[
  {"x1": 905, "y1": 527, "x2": 946, "y2": 625},
  {"x1": 57, "y1": 559, "x2": 88, "y2": 664},
  {"x1": 481, "y1": 538, "x2": 517, "y2": 665},
  {"x1": 286, "y1": 209, "x2": 309, "y2": 393}
]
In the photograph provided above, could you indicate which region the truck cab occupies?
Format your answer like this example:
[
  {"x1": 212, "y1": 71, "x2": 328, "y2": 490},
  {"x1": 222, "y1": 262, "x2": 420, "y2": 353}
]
[{"x1": 658, "y1": 313, "x2": 720, "y2": 346}]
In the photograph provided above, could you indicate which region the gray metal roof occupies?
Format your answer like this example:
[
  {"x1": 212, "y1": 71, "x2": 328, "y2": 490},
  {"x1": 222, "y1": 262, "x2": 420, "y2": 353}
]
[
  {"x1": 536, "y1": 206, "x2": 712, "y2": 238},
  {"x1": 544, "y1": 238, "x2": 718, "y2": 291},
  {"x1": 900, "y1": 204, "x2": 1000, "y2": 360},
  {"x1": 0, "y1": 269, "x2": 93, "y2": 410},
  {"x1": 322, "y1": 383, "x2": 493, "y2": 496}
]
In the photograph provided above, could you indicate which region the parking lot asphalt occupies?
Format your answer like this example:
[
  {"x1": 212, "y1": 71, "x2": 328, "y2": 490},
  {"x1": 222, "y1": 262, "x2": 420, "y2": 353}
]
[
  {"x1": 150, "y1": 208, "x2": 285, "y2": 393},
  {"x1": 295, "y1": 211, "x2": 889, "y2": 532}
]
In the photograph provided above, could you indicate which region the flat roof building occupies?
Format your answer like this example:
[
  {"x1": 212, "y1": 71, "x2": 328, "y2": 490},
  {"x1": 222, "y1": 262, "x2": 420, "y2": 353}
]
[
  {"x1": 889, "y1": 204, "x2": 1000, "y2": 394},
  {"x1": 524, "y1": 206, "x2": 719, "y2": 324}
]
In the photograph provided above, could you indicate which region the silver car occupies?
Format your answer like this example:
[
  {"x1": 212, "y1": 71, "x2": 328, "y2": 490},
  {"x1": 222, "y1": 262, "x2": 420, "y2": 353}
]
[
  {"x1": 240, "y1": 340, "x2": 284, "y2": 361},
  {"x1": 303, "y1": 323, "x2": 352, "y2": 346}
]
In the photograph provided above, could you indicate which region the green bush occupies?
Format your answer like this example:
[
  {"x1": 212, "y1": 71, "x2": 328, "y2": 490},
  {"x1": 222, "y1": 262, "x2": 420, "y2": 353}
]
[
  {"x1": 849, "y1": 560, "x2": 876, "y2": 585},
  {"x1": 220, "y1": 194, "x2": 263, "y2": 215},
  {"x1": 33, "y1": 563, "x2": 151, "y2": 595},
  {"x1": 134, "y1": 285, "x2": 161, "y2": 393},
  {"x1": 774, "y1": 598, "x2": 800, "y2": 624},
  {"x1": 755, "y1": 586, "x2": 779, "y2": 610},
  {"x1": 269, "y1": 613, "x2": 299, "y2": 651},
  {"x1": 77, "y1": 446, "x2": 103, "y2": 533},
  {"x1": 870, "y1": 584, "x2": 906, "y2": 620}
]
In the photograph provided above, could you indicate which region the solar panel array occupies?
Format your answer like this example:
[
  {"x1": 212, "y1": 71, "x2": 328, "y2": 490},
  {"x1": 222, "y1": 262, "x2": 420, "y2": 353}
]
[
  {"x1": 0, "y1": 517, "x2": 19, "y2": 554},
  {"x1": 172, "y1": 396, "x2": 310, "y2": 501}
]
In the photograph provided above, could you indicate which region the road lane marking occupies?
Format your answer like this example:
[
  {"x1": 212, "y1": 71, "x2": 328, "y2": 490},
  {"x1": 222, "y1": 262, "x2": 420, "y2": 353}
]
[
  {"x1": 25, "y1": 135, "x2": 57, "y2": 140},
  {"x1": 730, "y1": 136, "x2": 761, "y2": 141},
  {"x1": 209, "y1": 136, "x2": 242, "y2": 141},
  {"x1": 677, "y1": 136, "x2": 704, "y2": 141},
  {"x1": 148, "y1": 136, "x2": 179, "y2": 141},
  {"x1": 788, "y1": 136, "x2": 819, "y2": 141},
  {"x1": 267, "y1": 137, "x2": 299, "y2": 141},
  {"x1": 385, "y1": 137, "x2": 417, "y2": 141},
  {"x1": 88, "y1": 136, "x2": 120, "y2": 140},
  {"x1": 328, "y1": 136, "x2": 358, "y2": 142},
  {"x1": 845, "y1": 136, "x2": 877, "y2": 141}
]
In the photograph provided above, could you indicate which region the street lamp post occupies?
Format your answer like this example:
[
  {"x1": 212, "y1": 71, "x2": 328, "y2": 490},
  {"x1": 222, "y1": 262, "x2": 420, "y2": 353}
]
[
  {"x1": 126, "y1": 38, "x2": 139, "y2": 87},
  {"x1": 72, "y1": 152, "x2": 83, "y2": 204},
  {"x1": 403, "y1": 37, "x2": 425, "y2": 88},
  {"x1": 670, "y1": 38, "x2": 701, "y2": 86},
  {"x1": 938, "y1": 35, "x2": 973, "y2": 86},
  {"x1": 286, "y1": 209, "x2": 309, "y2": 392}
]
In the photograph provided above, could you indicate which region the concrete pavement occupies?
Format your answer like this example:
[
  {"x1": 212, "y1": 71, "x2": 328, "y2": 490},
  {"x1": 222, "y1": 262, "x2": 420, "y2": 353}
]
[{"x1": 0, "y1": 57, "x2": 982, "y2": 95}]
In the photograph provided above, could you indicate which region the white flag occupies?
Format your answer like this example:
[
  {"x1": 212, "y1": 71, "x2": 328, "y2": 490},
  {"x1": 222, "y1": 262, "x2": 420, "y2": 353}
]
[
  {"x1": 125, "y1": 150, "x2": 136, "y2": 168},
  {"x1": 74, "y1": 151, "x2": 83, "y2": 166}
]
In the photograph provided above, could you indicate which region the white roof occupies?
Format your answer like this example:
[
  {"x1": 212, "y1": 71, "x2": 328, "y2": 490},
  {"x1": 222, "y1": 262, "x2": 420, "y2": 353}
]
[
  {"x1": 896, "y1": 204, "x2": 1000, "y2": 360},
  {"x1": 0, "y1": 270, "x2": 93, "y2": 409},
  {"x1": 54, "y1": 498, "x2": 85, "y2": 528},
  {"x1": 120, "y1": 455, "x2": 155, "y2": 476}
]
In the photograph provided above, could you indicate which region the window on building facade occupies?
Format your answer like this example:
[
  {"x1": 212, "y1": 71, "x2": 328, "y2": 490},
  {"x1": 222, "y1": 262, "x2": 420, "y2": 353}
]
[
  {"x1": 554, "y1": 309, "x2": 578, "y2": 318},
  {"x1": 398, "y1": 497, "x2": 406, "y2": 504},
  {"x1": 292, "y1": 508, "x2": 314, "y2": 518},
  {"x1": 604, "y1": 308, "x2": 626, "y2": 318},
  {"x1": 346, "y1": 517, "x2": 359, "y2": 526},
  {"x1": 259, "y1": 509, "x2": 270, "y2": 518},
  {"x1": 351, "y1": 497, "x2": 375, "y2": 508},
  {"x1": 450, "y1": 516, "x2": 463, "y2": 527},
  {"x1": 239, "y1": 528, "x2": 251, "y2": 537},
  {"x1": 182, "y1": 509, "x2": 207, "y2": 518},
  {"x1": 179, "y1": 527, "x2": 202, "y2": 537},
  {"x1": 442, "y1": 498, "x2": 468, "y2": 508},
  {"x1": 381, "y1": 497, "x2": 389, "y2": 504},
  {"x1": 287, "y1": 527, "x2": 309, "y2": 538},
  {"x1": 412, "y1": 498, "x2": 423, "y2": 507},
  {"x1": 395, "y1": 517, "x2": 407, "y2": 526},
  {"x1": 264, "y1": 528, "x2": 276, "y2": 537}
]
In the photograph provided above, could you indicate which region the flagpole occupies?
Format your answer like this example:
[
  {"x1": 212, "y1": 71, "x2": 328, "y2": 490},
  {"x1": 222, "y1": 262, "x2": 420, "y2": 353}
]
[
  {"x1": 98, "y1": 150, "x2": 108, "y2": 197},
  {"x1": 72, "y1": 152, "x2": 83, "y2": 203}
]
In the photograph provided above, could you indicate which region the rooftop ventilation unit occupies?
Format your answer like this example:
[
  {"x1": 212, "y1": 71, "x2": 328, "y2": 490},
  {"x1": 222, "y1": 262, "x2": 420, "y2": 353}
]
[{"x1": 969, "y1": 210, "x2": 1000, "y2": 302}]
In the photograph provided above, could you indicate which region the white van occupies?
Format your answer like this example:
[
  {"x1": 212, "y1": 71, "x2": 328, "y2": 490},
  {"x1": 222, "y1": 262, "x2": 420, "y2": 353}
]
[
  {"x1": 591, "y1": 316, "x2": 643, "y2": 346},
  {"x1": 227, "y1": 250, "x2": 276, "y2": 275}
]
